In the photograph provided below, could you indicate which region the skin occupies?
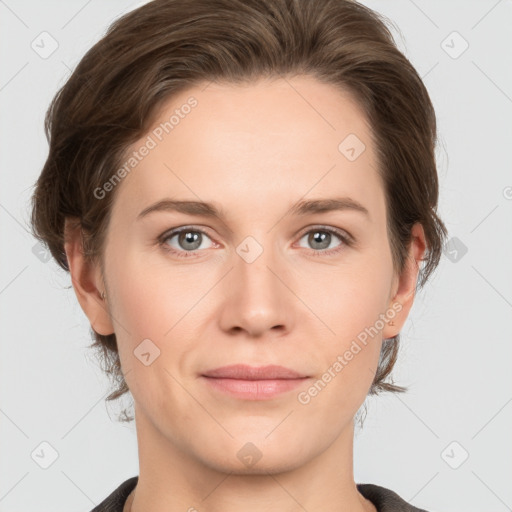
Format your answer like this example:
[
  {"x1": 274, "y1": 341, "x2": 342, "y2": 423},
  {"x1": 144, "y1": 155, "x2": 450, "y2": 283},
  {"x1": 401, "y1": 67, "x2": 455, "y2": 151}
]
[{"x1": 64, "y1": 75, "x2": 426, "y2": 512}]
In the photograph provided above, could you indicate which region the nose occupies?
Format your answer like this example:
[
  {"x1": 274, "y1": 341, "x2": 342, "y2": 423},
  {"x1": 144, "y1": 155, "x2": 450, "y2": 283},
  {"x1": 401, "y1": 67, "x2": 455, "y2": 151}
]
[{"x1": 217, "y1": 243, "x2": 295, "y2": 338}]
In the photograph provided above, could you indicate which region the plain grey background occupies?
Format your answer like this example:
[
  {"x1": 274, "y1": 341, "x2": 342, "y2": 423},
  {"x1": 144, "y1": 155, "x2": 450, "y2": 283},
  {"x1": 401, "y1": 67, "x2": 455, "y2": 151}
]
[{"x1": 1, "y1": 1, "x2": 511, "y2": 511}]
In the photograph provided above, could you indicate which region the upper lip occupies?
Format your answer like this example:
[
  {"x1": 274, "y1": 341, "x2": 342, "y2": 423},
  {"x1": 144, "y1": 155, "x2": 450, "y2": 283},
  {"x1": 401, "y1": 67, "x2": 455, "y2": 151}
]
[{"x1": 202, "y1": 364, "x2": 307, "y2": 380}]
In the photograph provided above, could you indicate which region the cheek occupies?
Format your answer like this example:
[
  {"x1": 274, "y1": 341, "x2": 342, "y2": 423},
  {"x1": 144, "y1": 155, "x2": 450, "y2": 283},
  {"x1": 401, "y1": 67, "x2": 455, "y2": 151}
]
[
  {"x1": 299, "y1": 283, "x2": 385, "y2": 421},
  {"x1": 105, "y1": 249, "x2": 213, "y2": 397},
  {"x1": 107, "y1": 250, "x2": 200, "y2": 342},
  {"x1": 105, "y1": 256, "x2": 200, "y2": 410},
  {"x1": 303, "y1": 259, "x2": 392, "y2": 342},
  {"x1": 299, "y1": 258, "x2": 391, "y2": 395}
]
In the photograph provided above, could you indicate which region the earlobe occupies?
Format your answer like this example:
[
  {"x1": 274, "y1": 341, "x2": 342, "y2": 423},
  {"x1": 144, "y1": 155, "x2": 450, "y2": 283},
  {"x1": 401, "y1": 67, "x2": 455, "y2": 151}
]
[
  {"x1": 381, "y1": 223, "x2": 427, "y2": 340},
  {"x1": 63, "y1": 218, "x2": 115, "y2": 336}
]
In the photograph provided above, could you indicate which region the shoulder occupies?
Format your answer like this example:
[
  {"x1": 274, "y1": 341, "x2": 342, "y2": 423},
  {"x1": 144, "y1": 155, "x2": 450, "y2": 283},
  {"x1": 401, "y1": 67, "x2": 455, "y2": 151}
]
[
  {"x1": 357, "y1": 482, "x2": 430, "y2": 512},
  {"x1": 89, "y1": 476, "x2": 139, "y2": 512}
]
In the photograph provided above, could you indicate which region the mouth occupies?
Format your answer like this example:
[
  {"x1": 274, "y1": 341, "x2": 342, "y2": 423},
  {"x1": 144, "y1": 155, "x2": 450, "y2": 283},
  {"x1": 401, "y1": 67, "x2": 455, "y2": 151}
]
[{"x1": 201, "y1": 364, "x2": 310, "y2": 400}]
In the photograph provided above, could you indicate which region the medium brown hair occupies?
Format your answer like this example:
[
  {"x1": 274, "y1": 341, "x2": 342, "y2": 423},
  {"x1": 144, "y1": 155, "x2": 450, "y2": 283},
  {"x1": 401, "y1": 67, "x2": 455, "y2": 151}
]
[{"x1": 30, "y1": 0, "x2": 448, "y2": 420}]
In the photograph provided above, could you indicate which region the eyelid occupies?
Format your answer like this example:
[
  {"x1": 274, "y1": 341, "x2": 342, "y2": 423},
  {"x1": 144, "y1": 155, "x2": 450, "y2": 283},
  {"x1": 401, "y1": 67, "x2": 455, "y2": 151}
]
[
  {"x1": 295, "y1": 224, "x2": 354, "y2": 244},
  {"x1": 159, "y1": 224, "x2": 353, "y2": 243},
  {"x1": 158, "y1": 225, "x2": 219, "y2": 248}
]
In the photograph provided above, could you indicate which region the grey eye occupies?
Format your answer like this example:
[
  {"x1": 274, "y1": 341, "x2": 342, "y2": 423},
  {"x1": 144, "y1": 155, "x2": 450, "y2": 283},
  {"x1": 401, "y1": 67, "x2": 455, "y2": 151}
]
[
  {"x1": 297, "y1": 229, "x2": 343, "y2": 251},
  {"x1": 165, "y1": 230, "x2": 213, "y2": 252}
]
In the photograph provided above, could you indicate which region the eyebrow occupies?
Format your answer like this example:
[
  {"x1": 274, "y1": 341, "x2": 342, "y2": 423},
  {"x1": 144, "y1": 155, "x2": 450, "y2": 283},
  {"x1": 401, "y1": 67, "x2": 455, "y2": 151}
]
[{"x1": 137, "y1": 197, "x2": 370, "y2": 221}]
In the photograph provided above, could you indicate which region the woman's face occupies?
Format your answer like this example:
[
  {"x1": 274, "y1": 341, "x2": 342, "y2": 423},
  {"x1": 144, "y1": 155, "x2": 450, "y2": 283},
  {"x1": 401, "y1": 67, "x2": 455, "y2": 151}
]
[{"x1": 90, "y1": 75, "x2": 419, "y2": 473}]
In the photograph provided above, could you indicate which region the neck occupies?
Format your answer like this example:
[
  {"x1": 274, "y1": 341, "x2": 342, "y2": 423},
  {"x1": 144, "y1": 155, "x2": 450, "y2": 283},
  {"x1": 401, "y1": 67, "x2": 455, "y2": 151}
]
[{"x1": 128, "y1": 408, "x2": 375, "y2": 512}]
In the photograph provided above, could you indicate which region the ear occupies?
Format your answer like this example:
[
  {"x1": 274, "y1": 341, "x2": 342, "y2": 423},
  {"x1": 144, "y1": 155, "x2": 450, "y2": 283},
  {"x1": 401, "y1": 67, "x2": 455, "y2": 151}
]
[
  {"x1": 63, "y1": 217, "x2": 115, "y2": 336},
  {"x1": 381, "y1": 222, "x2": 427, "y2": 339}
]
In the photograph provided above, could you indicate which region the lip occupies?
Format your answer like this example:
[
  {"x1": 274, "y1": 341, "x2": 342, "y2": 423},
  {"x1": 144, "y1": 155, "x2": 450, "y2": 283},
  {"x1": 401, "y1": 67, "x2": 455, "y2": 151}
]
[
  {"x1": 201, "y1": 364, "x2": 310, "y2": 400},
  {"x1": 201, "y1": 364, "x2": 307, "y2": 380}
]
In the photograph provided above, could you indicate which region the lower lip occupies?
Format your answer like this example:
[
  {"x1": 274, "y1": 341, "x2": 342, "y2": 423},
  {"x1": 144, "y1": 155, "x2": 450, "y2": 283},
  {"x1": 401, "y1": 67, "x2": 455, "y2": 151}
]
[{"x1": 201, "y1": 376, "x2": 309, "y2": 400}]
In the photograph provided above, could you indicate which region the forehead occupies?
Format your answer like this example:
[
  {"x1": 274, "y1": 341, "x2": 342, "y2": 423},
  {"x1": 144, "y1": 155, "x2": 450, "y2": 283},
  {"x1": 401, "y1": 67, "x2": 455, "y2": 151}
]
[{"x1": 110, "y1": 75, "x2": 383, "y2": 222}]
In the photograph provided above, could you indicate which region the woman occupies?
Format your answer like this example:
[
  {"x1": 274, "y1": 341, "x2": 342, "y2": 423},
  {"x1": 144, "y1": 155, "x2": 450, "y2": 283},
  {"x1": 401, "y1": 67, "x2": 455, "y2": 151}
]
[{"x1": 30, "y1": 0, "x2": 447, "y2": 510}]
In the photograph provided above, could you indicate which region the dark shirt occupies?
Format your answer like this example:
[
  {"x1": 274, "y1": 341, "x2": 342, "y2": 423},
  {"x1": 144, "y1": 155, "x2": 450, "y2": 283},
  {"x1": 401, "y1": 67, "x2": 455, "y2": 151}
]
[{"x1": 90, "y1": 476, "x2": 430, "y2": 512}]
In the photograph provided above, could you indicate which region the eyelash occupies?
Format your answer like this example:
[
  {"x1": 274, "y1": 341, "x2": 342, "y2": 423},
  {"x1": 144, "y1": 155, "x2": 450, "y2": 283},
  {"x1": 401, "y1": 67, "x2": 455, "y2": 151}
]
[{"x1": 157, "y1": 225, "x2": 354, "y2": 259}]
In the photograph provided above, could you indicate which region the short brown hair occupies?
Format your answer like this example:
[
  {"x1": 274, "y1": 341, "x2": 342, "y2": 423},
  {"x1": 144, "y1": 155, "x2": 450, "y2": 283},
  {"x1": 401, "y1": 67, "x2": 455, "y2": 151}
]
[{"x1": 30, "y1": 0, "x2": 448, "y2": 419}]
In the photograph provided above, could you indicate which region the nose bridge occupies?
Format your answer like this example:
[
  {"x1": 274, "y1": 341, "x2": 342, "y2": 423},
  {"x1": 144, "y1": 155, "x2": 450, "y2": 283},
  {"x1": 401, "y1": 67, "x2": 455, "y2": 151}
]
[{"x1": 218, "y1": 233, "x2": 293, "y2": 336}]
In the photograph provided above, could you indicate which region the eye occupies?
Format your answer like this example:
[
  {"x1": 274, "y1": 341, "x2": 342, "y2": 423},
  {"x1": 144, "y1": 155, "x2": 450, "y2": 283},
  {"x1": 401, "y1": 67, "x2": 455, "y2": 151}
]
[
  {"x1": 158, "y1": 225, "x2": 353, "y2": 259},
  {"x1": 159, "y1": 227, "x2": 214, "y2": 258},
  {"x1": 296, "y1": 226, "x2": 352, "y2": 256}
]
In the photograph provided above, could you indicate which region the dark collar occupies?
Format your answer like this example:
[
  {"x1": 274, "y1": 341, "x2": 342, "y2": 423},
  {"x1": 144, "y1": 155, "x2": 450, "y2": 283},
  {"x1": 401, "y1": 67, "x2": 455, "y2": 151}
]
[{"x1": 90, "y1": 477, "x2": 430, "y2": 512}]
